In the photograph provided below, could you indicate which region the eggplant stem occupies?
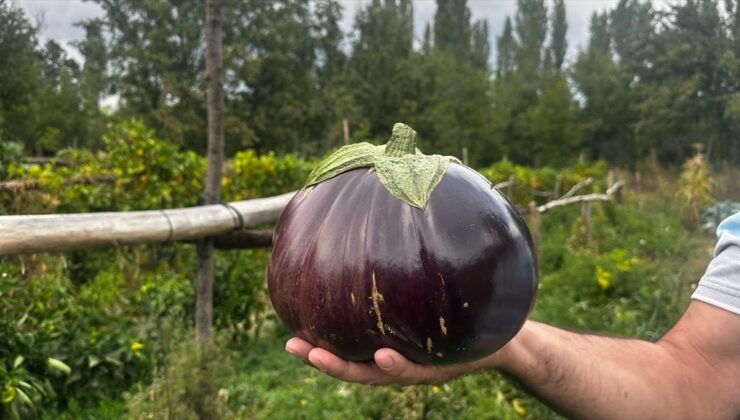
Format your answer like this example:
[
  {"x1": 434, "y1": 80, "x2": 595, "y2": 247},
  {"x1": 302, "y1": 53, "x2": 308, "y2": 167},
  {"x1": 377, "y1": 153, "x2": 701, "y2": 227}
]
[{"x1": 384, "y1": 123, "x2": 417, "y2": 157}]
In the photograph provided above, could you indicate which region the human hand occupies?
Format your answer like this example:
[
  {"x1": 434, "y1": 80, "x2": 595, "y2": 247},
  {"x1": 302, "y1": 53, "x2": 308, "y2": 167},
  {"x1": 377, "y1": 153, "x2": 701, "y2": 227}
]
[{"x1": 285, "y1": 337, "x2": 502, "y2": 386}]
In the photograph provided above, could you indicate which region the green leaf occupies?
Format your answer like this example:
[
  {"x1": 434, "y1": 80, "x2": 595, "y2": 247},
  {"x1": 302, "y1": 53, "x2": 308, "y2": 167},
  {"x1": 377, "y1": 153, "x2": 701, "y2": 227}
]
[
  {"x1": 15, "y1": 388, "x2": 31, "y2": 405},
  {"x1": 47, "y1": 358, "x2": 71, "y2": 376},
  {"x1": 13, "y1": 355, "x2": 24, "y2": 369},
  {"x1": 88, "y1": 355, "x2": 101, "y2": 368},
  {"x1": 17, "y1": 381, "x2": 33, "y2": 391},
  {"x1": 305, "y1": 142, "x2": 381, "y2": 186}
]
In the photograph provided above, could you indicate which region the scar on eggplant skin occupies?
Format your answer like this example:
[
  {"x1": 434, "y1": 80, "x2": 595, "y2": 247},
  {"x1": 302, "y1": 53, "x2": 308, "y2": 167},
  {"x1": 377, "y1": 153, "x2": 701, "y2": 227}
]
[
  {"x1": 370, "y1": 272, "x2": 386, "y2": 336},
  {"x1": 439, "y1": 317, "x2": 447, "y2": 335},
  {"x1": 350, "y1": 292, "x2": 357, "y2": 307},
  {"x1": 303, "y1": 186, "x2": 314, "y2": 198},
  {"x1": 426, "y1": 337, "x2": 432, "y2": 353}
]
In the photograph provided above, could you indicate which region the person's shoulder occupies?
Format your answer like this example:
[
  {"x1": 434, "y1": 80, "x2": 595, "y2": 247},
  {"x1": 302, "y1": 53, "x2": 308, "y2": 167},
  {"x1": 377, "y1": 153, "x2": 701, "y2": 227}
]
[
  {"x1": 691, "y1": 211, "x2": 740, "y2": 315},
  {"x1": 715, "y1": 212, "x2": 740, "y2": 255},
  {"x1": 717, "y1": 211, "x2": 740, "y2": 238}
]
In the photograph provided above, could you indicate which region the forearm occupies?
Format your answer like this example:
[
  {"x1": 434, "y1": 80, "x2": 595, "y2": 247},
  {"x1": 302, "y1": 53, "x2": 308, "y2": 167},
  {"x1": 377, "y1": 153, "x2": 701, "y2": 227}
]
[{"x1": 494, "y1": 321, "x2": 706, "y2": 419}]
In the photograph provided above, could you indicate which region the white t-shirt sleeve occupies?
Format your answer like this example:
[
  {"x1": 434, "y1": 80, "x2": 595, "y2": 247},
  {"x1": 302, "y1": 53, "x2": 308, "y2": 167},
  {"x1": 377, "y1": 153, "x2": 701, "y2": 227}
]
[{"x1": 691, "y1": 212, "x2": 740, "y2": 315}]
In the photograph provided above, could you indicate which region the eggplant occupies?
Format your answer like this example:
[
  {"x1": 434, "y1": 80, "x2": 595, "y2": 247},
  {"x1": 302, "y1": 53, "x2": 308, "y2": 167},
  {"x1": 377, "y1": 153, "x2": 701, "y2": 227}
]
[{"x1": 267, "y1": 123, "x2": 537, "y2": 365}]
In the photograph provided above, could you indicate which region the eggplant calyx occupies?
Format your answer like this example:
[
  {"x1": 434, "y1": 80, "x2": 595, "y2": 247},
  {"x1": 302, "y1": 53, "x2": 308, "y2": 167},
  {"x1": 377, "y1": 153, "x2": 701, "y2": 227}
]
[{"x1": 305, "y1": 123, "x2": 460, "y2": 209}]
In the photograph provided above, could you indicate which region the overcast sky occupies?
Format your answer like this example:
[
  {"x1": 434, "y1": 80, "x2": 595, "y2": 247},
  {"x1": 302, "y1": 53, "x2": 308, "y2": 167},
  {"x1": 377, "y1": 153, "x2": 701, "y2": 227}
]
[{"x1": 18, "y1": 0, "x2": 662, "y2": 65}]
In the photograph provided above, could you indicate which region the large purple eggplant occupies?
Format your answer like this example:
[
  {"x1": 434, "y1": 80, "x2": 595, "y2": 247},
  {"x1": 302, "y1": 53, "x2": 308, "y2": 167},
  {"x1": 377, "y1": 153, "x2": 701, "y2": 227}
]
[{"x1": 267, "y1": 123, "x2": 537, "y2": 365}]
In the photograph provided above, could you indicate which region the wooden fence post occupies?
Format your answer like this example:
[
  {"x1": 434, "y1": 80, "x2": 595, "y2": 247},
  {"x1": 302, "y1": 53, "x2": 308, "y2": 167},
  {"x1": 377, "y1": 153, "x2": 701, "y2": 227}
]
[
  {"x1": 552, "y1": 174, "x2": 562, "y2": 202},
  {"x1": 635, "y1": 171, "x2": 643, "y2": 210},
  {"x1": 198, "y1": 0, "x2": 224, "y2": 350},
  {"x1": 581, "y1": 201, "x2": 592, "y2": 244},
  {"x1": 342, "y1": 118, "x2": 350, "y2": 145},
  {"x1": 527, "y1": 201, "x2": 540, "y2": 253}
]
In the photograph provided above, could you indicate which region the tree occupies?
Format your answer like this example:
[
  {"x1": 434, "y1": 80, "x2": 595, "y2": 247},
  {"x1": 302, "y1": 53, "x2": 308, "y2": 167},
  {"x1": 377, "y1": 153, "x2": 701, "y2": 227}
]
[
  {"x1": 572, "y1": 12, "x2": 630, "y2": 164},
  {"x1": 470, "y1": 20, "x2": 490, "y2": 71},
  {"x1": 520, "y1": 72, "x2": 580, "y2": 166},
  {"x1": 0, "y1": 2, "x2": 90, "y2": 154},
  {"x1": 0, "y1": 0, "x2": 43, "y2": 149},
  {"x1": 496, "y1": 17, "x2": 516, "y2": 77},
  {"x1": 407, "y1": 0, "x2": 495, "y2": 164},
  {"x1": 549, "y1": 0, "x2": 567, "y2": 72},
  {"x1": 346, "y1": 0, "x2": 415, "y2": 140},
  {"x1": 514, "y1": 0, "x2": 548, "y2": 87},
  {"x1": 90, "y1": 0, "x2": 206, "y2": 151},
  {"x1": 227, "y1": 0, "x2": 323, "y2": 155},
  {"x1": 433, "y1": 0, "x2": 471, "y2": 62},
  {"x1": 634, "y1": 0, "x2": 728, "y2": 164},
  {"x1": 313, "y1": 0, "x2": 347, "y2": 152},
  {"x1": 74, "y1": 18, "x2": 110, "y2": 148}
]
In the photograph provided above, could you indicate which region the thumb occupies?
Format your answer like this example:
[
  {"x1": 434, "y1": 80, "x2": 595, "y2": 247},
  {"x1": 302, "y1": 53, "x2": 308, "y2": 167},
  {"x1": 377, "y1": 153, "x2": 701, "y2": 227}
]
[
  {"x1": 375, "y1": 349, "x2": 401, "y2": 373},
  {"x1": 374, "y1": 349, "x2": 434, "y2": 384}
]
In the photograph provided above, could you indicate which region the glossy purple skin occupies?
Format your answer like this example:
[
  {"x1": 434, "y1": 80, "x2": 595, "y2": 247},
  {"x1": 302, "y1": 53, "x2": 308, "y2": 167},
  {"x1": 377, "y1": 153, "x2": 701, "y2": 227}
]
[{"x1": 267, "y1": 164, "x2": 537, "y2": 365}]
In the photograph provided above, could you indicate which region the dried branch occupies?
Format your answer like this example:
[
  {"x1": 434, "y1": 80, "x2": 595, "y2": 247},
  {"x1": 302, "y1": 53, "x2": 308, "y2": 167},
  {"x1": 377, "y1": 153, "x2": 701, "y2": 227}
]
[
  {"x1": 537, "y1": 181, "x2": 625, "y2": 214},
  {"x1": 559, "y1": 177, "x2": 594, "y2": 200},
  {"x1": 494, "y1": 180, "x2": 513, "y2": 190}
]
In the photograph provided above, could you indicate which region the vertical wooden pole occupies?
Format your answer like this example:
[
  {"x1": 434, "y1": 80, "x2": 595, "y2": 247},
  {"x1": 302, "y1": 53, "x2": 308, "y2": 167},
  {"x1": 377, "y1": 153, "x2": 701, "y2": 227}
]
[
  {"x1": 527, "y1": 201, "x2": 540, "y2": 253},
  {"x1": 552, "y1": 174, "x2": 561, "y2": 202},
  {"x1": 198, "y1": 0, "x2": 224, "y2": 347},
  {"x1": 635, "y1": 171, "x2": 643, "y2": 210},
  {"x1": 342, "y1": 118, "x2": 350, "y2": 145},
  {"x1": 581, "y1": 201, "x2": 592, "y2": 244}
]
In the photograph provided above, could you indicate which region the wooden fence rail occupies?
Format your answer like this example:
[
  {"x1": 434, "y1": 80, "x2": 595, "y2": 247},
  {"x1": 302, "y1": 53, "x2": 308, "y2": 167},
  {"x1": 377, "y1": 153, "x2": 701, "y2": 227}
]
[
  {"x1": 0, "y1": 178, "x2": 626, "y2": 256},
  {"x1": 0, "y1": 192, "x2": 295, "y2": 256}
]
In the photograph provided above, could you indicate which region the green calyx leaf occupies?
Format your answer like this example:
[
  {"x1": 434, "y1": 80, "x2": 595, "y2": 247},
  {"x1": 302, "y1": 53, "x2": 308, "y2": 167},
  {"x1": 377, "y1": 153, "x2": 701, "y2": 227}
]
[{"x1": 305, "y1": 123, "x2": 460, "y2": 209}]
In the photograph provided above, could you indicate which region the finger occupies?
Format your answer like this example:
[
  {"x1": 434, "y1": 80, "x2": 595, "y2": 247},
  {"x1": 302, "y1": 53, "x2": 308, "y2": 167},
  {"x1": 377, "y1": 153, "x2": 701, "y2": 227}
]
[
  {"x1": 374, "y1": 348, "x2": 440, "y2": 384},
  {"x1": 308, "y1": 347, "x2": 387, "y2": 385},
  {"x1": 285, "y1": 338, "x2": 321, "y2": 369}
]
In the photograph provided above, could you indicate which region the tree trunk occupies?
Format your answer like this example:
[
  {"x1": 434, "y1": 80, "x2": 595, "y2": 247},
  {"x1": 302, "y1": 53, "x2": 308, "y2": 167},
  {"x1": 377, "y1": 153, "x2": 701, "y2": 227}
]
[{"x1": 197, "y1": 0, "x2": 224, "y2": 347}]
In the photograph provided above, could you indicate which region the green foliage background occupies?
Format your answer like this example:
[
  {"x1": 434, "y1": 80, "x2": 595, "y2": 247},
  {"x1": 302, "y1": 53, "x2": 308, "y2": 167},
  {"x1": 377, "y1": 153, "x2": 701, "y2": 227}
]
[
  {"x1": 0, "y1": 0, "x2": 733, "y2": 417},
  {"x1": 0, "y1": 122, "x2": 715, "y2": 419}
]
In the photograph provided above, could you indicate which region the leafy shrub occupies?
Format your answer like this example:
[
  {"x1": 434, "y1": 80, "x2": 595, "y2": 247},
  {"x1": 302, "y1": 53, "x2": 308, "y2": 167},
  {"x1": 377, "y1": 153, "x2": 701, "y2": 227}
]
[
  {"x1": 125, "y1": 325, "x2": 234, "y2": 420},
  {"x1": 0, "y1": 256, "x2": 197, "y2": 413},
  {"x1": 214, "y1": 249, "x2": 272, "y2": 343},
  {"x1": 479, "y1": 159, "x2": 608, "y2": 206},
  {"x1": 0, "y1": 141, "x2": 23, "y2": 180},
  {"x1": 222, "y1": 150, "x2": 315, "y2": 200},
  {"x1": 676, "y1": 149, "x2": 712, "y2": 226}
]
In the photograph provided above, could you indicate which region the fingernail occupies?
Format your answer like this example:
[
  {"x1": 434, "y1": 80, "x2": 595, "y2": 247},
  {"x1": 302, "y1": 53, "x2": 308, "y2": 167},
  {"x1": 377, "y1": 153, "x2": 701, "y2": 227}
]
[{"x1": 377, "y1": 356, "x2": 394, "y2": 370}]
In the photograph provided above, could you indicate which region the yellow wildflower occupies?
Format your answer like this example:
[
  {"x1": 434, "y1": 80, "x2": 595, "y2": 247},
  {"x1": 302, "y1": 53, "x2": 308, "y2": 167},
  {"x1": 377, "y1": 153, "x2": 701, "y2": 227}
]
[{"x1": 596, "y1": 266, "x2": 613, "y2": 290}]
